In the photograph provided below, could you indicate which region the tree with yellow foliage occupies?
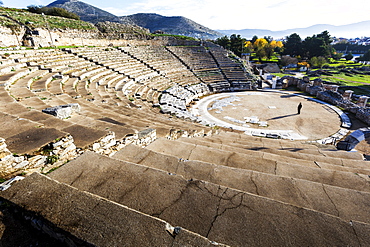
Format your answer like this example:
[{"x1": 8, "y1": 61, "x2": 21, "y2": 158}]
[
  {"x1": 244, "y1": 41, "x2": 253, "y2": 53},
  {"x1": 254, "y1": 38, "x2": 268, "y2": 62},
  {"x1": 253, "y1": 38, "x2": 284, "y2": 61}
]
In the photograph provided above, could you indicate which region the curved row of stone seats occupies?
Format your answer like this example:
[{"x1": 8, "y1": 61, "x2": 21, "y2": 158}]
[
  {"x1": 120, "y1": 46, "x2": 202, "y2": 86},
  {"x1": 208, "y1": 47, "x2": 254, "y2": 89},
  {"x1": 113, "y1": 144, "x2": 370, "y2": 224},
  {"x1": 159, "y1": 84, "x2": 210, "y2": 121},
  {"x1": 177, "y1": 136, "x2": 369, "y2": 174},
  {"x1": 69, "y1": 47, "x2": 158, "y2": 82},
  {"x1": 38, "y1": 151, "x2": 370, "y2": 246},
  {"x1": 195, "y1": 131, "x2": 365, "y2": 162},
  {"x1": 0, "y1": 172, "x2": 221, "y2": 247},
  {"x1": 59, "y1": 60, "x2": 93, "y2": 75},
  {"x1": 146, "y1": 138, "x2": 370, "y2": 192},
  {"x1": 0, "y1": 46, "x2": 210, "y2": 175},
  {"x1": 41, "y1": 80, "x2": 209, "y2": 141},
  {"x1": 0, "y1": 59, "x2": 28, "y2": 75},
  {"x1": 0, "y1": 65, "x2": 141, "y2": 152},
  {"x1": 29, "y1": 72, "x2": 61, "y2": 93},
  {"x1": 166, "y1": 46, "x2": 230, "y2": 92}
]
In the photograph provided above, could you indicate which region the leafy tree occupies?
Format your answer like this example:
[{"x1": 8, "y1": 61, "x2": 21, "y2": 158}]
[
  {"x1": 254, "y1": 38, "x2": 268, "y2": 61},
  {"x1": 214, "y1": 34, "x2": 246, "y2": 56},
  {"x1": 303, "y1": 31, "x2": 334, "y2": 59},
  {"x1": 264, "y1": 36, "x2": 273, "y2": 42},
  {"x1": 317, "y1": 30, "x2": 332, "y2": 46},
  {"x1": 332, "y1": 52, "x2": 343, "y2": 60},
  {"x1": 251, "y1": 35, "x2": 258, "y2": 44},
  {"x1": 283, "y1": 33, "x2": 303, "y2": 57},
  {"x1": 344, "y1": 52, "x2": 354, "y2": 61},
  {"x1": 309, "y1": 56, "x2": 327, "y2": 68},
  {"x1": 214, "y1": 36, "x2": 231, "y2": 50},
  {"x1": 27, "y1": 5, "x2": 80, "y2": 20},
  {"x1": 358, "y1": 49, "x2": 370, "y2": 61},
  {"x1": 244, "y1": 41, "x2": 253, "y2": 53},
  {"x1": 230, "y1": 34, "x2": 246, "y2": 56}
]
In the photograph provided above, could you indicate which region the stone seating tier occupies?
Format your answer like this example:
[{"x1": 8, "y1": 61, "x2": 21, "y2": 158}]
[
  {"x1": 114, "y1": 143, "x2": 370, "y2": 224},
  {"x1": 147, "y1": 138, "x2": 370, "y2": 192},
  {"x1": 1, "y1": 172, "x2": 221, "y2": 247},
  {"x1": 39, "y1": 151, "x2": 370, "y2": 246}
]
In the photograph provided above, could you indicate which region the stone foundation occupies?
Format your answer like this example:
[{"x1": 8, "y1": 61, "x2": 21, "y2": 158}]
[{"x1": 0, "y1": 135, "x2": 78, "y2": 178}]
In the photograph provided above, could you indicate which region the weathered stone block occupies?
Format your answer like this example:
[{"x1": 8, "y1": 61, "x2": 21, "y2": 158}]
[{"x1": 42, "y1": 103, "x2": 80, "y2": 119}]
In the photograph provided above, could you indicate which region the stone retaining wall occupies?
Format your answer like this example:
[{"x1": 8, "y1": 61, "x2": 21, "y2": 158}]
[
  {"x1": 281, "y1": 76, "x2": 370, "y2": 125},
  {"x1": 0, "y1": 135, "x2": 78, "y2": 178},
  {"x1": 0, "y1": 26, "x2": 203, "y2": 48}
]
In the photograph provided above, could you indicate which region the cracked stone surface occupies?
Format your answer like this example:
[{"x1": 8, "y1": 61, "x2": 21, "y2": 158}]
[
  {"x1": 1, "y1": 173, "x2": 223, "y2": 247},
  {"x1": 47, "y1": 151, "x2": 370, "y2": 246},
  {"x1": 178, "y1": 136, "x2": 370, "y2": 174},
  {"x1": 114, "y1": 144, "x2": 370, "y2": 224},
  {"x1": 147, "y1": 138, "x2": 370, "y2": 192}
]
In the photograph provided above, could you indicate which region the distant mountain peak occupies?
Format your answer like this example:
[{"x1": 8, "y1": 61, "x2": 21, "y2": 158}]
[
  {"x1": 46, "y1": 0, "x2": 222, "y2": 39},
  {"x1": 50, "y1": 0, "x2": 79, "y2": 4},
  {"x1": 120, "y1": 13, "x2": 222, "y2": 39},
  {"x1": 47, "y1": 0, "x2": 121, "y2": 23},
  {"x1": 218, "y1": 20, "x2": 370, "y2": 39}
]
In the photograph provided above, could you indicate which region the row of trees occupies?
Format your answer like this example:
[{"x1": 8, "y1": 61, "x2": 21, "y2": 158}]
[
  {"x1": 26, "y1": 5, "x2": 80, "y2": 20},
  {"x1": 214, "y1": 34, "x2": 283, "y2": 61},
  {"x1": 214, "y1": 31, "x2": 365, "y2": 65},
  {"x1": 283, "y1": 31, "x2": 336, "y2": 59}
]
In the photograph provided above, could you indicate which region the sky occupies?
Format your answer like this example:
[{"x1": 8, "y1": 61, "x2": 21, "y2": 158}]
[{"x1": 3, "y1": 0, "x2": 370, "y2": 31}]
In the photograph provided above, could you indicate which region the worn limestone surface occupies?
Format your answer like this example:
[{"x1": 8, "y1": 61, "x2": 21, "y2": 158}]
[
  {"x1": 1, "y1": 172, "x2": 224, "y2": 247},
  {"x1": 5, "y1": 127, "x2": 67, "y2": 155},
  {"x1": 113, "y1": 144, "x2": 370, "y2": 224},
  {"x1": 48, "y1": 151, "x2": 370, "y2": 246},
  {"x1": 147, "y1": 138, "x2": 370, "y2": 192}
]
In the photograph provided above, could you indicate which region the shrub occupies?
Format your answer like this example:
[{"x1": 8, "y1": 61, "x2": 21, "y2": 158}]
[{"x1": 27, "y1": 5, "x2": 80, "y2": 20}]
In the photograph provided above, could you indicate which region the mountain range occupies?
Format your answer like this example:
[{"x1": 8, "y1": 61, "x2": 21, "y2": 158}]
[
  {"x1": 47, "y1": 0, "x2": 369, "y2": 40},
  {"x1": 218, "y1": 21, "x2": 370, "y2": 39},
  {"x1": 47, "y1": 0, "x2": 222, "y2": 39}
]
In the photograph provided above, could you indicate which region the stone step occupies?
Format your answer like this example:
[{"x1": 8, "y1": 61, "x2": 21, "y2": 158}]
[
  {"x1": 0, "y1": 112, "x2": 44, "y2": 139},
  {"x1": 178, "y1": 136, "x2": 370, "y2": 174},
  {"x1": 199, "y1": 131, "x2": 364, "y2": 160},
  {"x1": 6, "y1": 127, "x2": 68, "y2": 155},
  {"x1": 177, "y1": 136, "x2": 370, "y2": 171},
  {"x1": 146, "y1": 138, "x2": 370, "y2": 192},
  {"x1": 113, "y1": 144, "x2": 370, "y2": 224},
  {"x1": 1, "y1": 172, "x2": 222, "y2": 247},
  {"x1": 46, "y1": 151, "x2": 370, "y2": 246}
]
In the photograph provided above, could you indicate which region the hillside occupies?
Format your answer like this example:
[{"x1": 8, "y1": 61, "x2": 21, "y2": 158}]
[
  {"x1": 0, "y1": 6, "x2": 96, "y2": 30},
  {"x1": 120, "y1": 13, "x2": 223, "y2": 40},
  {"x1": 218, "y1": 20, "x2": 370, "y2": 39},
  {"x1": 47, "y1": 0, "x2": 121, "y2": 23},
  {"x1": 46, "y1": 0, "x2": 222, "y2": 39}
]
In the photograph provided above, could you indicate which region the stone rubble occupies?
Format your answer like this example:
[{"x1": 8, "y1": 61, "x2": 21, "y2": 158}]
[
  {"x1": 0, "y1": 135, "x2": 79, "y2": 177},
  {"x1": 159, "y1": 83, "x2": 210, "y2": 121},
  {"x1": 42, "y1": 103, "x2": 81, "y2": 119}
]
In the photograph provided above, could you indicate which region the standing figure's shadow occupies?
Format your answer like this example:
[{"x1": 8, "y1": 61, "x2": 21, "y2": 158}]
[{"x1": 267, "y1": 113, "x2": 298, "y2": 120}]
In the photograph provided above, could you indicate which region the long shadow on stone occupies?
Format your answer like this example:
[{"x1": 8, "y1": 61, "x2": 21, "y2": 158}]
[{"x1": 267, "y1": 113, "x2": 297, "y2": 120}]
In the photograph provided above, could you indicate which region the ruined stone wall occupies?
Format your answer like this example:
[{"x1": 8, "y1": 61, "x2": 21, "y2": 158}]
[
  {"x1": 281, "y1": 76, "x2": 370, "y2": 125},
  {"x1": 0, "y1": 26, "x2": 25, "y2": 47},
  {"x1": 0, "y1": 27, "x2": 202, "y2": 48}
]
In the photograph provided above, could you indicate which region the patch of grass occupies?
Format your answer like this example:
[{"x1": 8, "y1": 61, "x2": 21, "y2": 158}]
[
  {"x1": 0, "y1": 7, "x2": 96, "y2": 30},
  {"x1": 319, "y1": 72, "x2": 370, "y2": 85},
  {"x1": 46, "y1": 155, "x2": 59, "y2": 165}
]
